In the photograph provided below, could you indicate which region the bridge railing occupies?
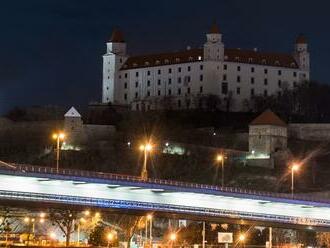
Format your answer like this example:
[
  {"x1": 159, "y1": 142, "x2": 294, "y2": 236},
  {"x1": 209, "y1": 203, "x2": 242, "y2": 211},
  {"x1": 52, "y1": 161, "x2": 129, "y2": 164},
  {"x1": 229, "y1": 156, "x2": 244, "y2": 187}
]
[{"x1": 2, "y1": 163, "x2": 330, "y2": 204}]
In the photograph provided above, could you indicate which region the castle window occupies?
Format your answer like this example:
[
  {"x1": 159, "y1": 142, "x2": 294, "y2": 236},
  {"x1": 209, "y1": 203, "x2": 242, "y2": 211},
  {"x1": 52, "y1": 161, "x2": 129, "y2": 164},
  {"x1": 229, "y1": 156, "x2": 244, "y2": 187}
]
[
  {"x1": 125, "y1": 73, "x2": 128, "y2": 78},
  {"x1": 124, "y1": 83, "x2": 127, "y2": 89},
  {"x1": 251, "y1": 77, "x2": 255, "y2": 84},
  {"x1": 169, "y1": 68, "x2": 172, "y2": 74},
  {"x1": 251, "y1": 67, "x2": 255, "y2": 73},
  {"x1": 135, "y1": 82, "x2": 138, "y2": 87},
  {"x1": 188, "y1": 56, "x2": 193, "y2": 61},
  {"x1": 187, "y1": 76, "x2": 191, "y2": 82},
  {"x1": 223, "y1": 74, "x2": 227, "y2": 81},
  {"x1": 200, "y1": 86, "x2": 203, "y2": 93},
  {"x1": 147, "y1": 71, "x2": 150, "y2": 76},
  {"x1": 124, "y1": 93, "x2": 127, "y2": 100},
  {"x1": 200, "y1": 64, "x2": 204, "y2": 70},
  {"x1": 158, "y1": 79, "x2": 161, "y2": 85},
  {"x1": 147, "y1": 91, "x2": 150, "y2": 97},
  {"x1": 293, "y1": 71, "x2": 297, "y2": 77},
  {"x1": 178, "y1": 77, "x2": 182, "y2": 83},
  {"x1": 158, "y1": 69, "x2": 161, "y2": 75},
  {"x1": 135, "y1": 92, "x2": 138, "y2": 98},
  {"x1": 120, "y1": 58, "x2": 122, "y2": 63},
  {"x1": 264, "y1": 90, "x2": 268, "y2": 97},
  {"x1": 275, "y1": 60, "x2": 280, "y2": 66},
  {"x1": 145, "y1": 62, "x2": 150, "y2": 66},
  {"x1": 168, "y1": 78, "x2": 172, "y2": 85},
  {"x1": 198, "y1": 56, "x2": 202, "y2": 61},
  {"x1": 147, "y1": 80, "x2": 151, "y2": 87},
  {"x1": 200, "y1": 75, "x2": 203, "y2": 82},
  {"x1": 222, "y1": 83, "x2": 228, "y2": 95},
  {"x1": 106, "y1": 87, "x2": 109, "y2": 90},
  {"x1": 249, "y1": 58, "x2": 253, "y2": 63},
  {"x1": 278, "y1": 80, "x2": 282, "y2": 87},
  {"x1": 178, "y1": 67, "x2": 182, "y2": 73},
  {"x1": 164, "y1": 59, "x2": 169, "y2": 64},
  {"x1": 187, "y1": 87, "x2": 191, "y2": 94},
  {"x1": 223, "y1": 64, "x2": 227, "y2": 70},
  {"x1": 236, "y1": 87, "x2": 240, "y2": 95},
  {"x1": 237, "y1": 66, "x2": 241, "y2": 71},
  {"x1": 237, "y1": 76, "x2": 241, "y2": 83},
  {"x1": 264, "y1": 69, "x2": 268, "y2": 74},
  {"x1": 155, "y1": 60, "x2": 160, "y2": 65},
  {"x1": 188, "y1": 66, "x2": 191, "y2": 72},
  {"x1": 251, "y1": 88, "x2": 255, "y2": 96},
  {"x1": 158, "y1": 90, "x2": 161, "y2": 96},
  {"x1": 168, "y1": 89, "x2": 172, "y2": 95},
  {"x1": 278, "y1": 70, "x2": 282, "y2": 75},
  {"x1": 235, "y1": 57, "x2": 240, "y2": 62},
  {"x1": 136, "y1": 71, "x2": 139, "y2": 77},
  {"x1": 291, "y1": 62, "x2": 296, "y2": 67},
  {"x1": 178, "y1": 88, "x2": 181, "y2": 95},
  {"x1": 264, "y1": 78, "x2": 268, "y2": 85}
]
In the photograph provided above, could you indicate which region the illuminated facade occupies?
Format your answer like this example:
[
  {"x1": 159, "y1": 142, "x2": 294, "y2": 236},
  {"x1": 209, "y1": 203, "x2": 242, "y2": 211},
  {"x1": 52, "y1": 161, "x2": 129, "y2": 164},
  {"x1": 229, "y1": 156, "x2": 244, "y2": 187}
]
[{"x1": 102, "y1": 23, "x2": 310, "y2": 112}]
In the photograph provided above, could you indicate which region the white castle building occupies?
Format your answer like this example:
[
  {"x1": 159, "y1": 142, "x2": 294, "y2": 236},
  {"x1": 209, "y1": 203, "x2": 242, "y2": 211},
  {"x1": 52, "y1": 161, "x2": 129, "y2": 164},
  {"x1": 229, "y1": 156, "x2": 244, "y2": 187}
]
[{"x1": 102, "y1": 23, "x2": 310, "y2": 112}]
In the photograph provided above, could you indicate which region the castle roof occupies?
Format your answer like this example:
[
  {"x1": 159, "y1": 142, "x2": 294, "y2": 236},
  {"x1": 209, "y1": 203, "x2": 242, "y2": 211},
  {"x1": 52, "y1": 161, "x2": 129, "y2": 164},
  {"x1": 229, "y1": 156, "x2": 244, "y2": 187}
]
[
  {"x1": 250, "y1": 110, "x2": 286, "y2": 127},
  {"x1": 110, "y1": 28, "x2": 125, "y2": 43},
  {"x1": 296, "y1": 34, "x2": 307, "y2": 44},
  {"x1": 64, "y1": 107, "x2": 81, "y2": 118},
  {"x1": 209, "y1": 22, "x2": 220, "y2": 34},
  {"x1": 121, "y1": 48, "x2": 298, "y2": 70}
]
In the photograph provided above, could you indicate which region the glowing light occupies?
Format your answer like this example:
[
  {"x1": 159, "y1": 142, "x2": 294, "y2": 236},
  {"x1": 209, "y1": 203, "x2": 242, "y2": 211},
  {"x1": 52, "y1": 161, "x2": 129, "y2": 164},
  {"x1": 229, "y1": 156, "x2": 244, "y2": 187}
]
[
  {"x1": 170, "y1": 233, "x2": 177, "y2": 241},
  {"x1": 52, "y1": 132, "x2": 65, "y2": 140},
  {"x1": 292, "y1": 163, "x2": 300, "y2": 172},
  {"x1": 24, "y1": 217, "x2": 30, "y2": 223},
  {"x1": 39, "y1": 218, "x2": 45, "y2": 224},
  {"x1": 107, "y1": 232, "x2": 114, "y2": 241},
  {"x1": 95, "y1": 212, "x2": 101, "y2": 218},
  {"x1": 84, "y1": 210, "x2": 90, "y2": 216},
  {"x1": 146, "y1": 214, "x2": 153, "y2": 220},
  {"x1": 49, "y1": 232, "x2": 56, "y2": 240},
  {"x1": 40, "y1": 212, "x2": 46, "y2": 218},
  {"x1": 80, "y1": 217, "x2": 86, "y2": 223},
  {"x1": 216, "y1": 154, "x2": 224, "y2": 162},
  {"x1": 238, "y1": 234, "x2": 246, "y2": 242},
  {"x1": 140, "y1": 143, "x2": 153, "y2": 152}
]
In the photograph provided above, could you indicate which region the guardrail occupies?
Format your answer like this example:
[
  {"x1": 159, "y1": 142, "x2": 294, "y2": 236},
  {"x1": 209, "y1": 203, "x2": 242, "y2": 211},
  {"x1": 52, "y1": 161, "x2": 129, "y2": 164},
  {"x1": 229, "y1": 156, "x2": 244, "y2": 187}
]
[
  {"x1": 0, "y1": 189, "x2": 329, "y2": 227},
  {"x1": 1, "y1": 163, "x2": 330, "y2": 204}
]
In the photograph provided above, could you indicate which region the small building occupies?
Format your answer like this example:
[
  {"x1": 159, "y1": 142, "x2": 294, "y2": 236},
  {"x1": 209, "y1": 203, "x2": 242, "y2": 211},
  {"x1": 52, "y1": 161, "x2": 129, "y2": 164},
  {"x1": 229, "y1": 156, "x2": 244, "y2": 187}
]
[
  {"x1": 64, "y1": 107, "x2": 85, "y2": 146},
  {"x1": 249, "y1": 110, "x2": 287, "y2": 157}
]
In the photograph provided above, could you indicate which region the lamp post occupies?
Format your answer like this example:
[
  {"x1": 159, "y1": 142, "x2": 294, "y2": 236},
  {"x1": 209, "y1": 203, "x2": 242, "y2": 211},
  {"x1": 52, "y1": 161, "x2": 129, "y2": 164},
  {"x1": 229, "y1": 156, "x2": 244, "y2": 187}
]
[
  {"x1": 147, "y1": 214, "x2": 153, "y2": 247},
  {"x1": 52, "y1": 132, "x2": 65, "y2": 173},
  {"x1": 291, "y1": 163, "x2": 300, "y2": 197},
  {"x1": 140, "y1": 143, "x2": 153, "y2": 180},
  {"x1": 216, "y1": 154, "x2": 225, "y2": 187},
  {"x1": 238, "y1": 234, "x2": 246, "y2": 248},
  {"x1": 169, "y1": 232, "x2": 177, "y2": 248}
]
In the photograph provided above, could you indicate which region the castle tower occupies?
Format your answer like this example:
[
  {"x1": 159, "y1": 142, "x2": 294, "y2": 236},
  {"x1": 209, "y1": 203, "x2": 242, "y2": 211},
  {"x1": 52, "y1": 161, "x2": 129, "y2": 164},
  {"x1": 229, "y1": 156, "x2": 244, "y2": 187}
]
[
  {"x1": 102, "y1": 28, "x2": 127, "y2": 103},
  {"x1": 293, "y1": 34, "x2": 310, "y2": 72},
  {"x1": 249, "y1": 110, "x2": 287, "y2": 156},
  {"x1": 64, "y1": 106, "x2": 84, "y2": 146},
  {"x1": 203, "y1": 22, "x2": 224, "y2": 61}
]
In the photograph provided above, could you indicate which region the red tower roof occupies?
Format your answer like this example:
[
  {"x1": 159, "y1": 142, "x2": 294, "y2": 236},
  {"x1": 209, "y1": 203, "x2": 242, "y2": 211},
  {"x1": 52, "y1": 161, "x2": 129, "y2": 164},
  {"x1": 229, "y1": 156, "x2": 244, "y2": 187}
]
[
  {"x1": 296, "y1": 34, "x2": 307, "y2": 44},
  {"x1": 250, "y1": 110, "x2": 286, "y2": 127},
  {"x1": 209, "y1": 22, "x2": 220, "y2": 34},
  {"x1": 110, "y1": 28, "x2": 125, "y2": 43}
]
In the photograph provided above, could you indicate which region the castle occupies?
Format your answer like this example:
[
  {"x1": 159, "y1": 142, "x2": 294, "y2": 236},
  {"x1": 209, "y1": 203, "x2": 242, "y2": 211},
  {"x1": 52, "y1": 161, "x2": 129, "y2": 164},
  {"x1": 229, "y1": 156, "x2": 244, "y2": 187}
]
[{"x1": 102, "y1": 23, "x2": 310, "y2": 112}]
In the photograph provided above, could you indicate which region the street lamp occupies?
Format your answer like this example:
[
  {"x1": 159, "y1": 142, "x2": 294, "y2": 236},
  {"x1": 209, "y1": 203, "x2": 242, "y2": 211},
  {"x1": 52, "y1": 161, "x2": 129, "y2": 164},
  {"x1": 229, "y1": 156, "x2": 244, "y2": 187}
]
[
  {"x1": 52, "y1": 132, "x2": 65, "y2": 172},
  {"x1": 147, "y1": 214, "x2": 153, "y2": 247},
  {"x1": 216, "y1": 154, "x2": 225, "y2": 187},
  {"x1": 169, "y1": 232, "x2": 177, "y2": 248},
  {"x1": 139, "y1": 142, "x2": 153, "y2": 180},
  {"x1": 107, "y1": 232, "x2": 114, "y2": 248},
  {"x1": 291, "y1": 163, "x2": 300, "y2": 197},
  {"x1": 238, "y1": 234, "x2": 246, "y2": 248}
]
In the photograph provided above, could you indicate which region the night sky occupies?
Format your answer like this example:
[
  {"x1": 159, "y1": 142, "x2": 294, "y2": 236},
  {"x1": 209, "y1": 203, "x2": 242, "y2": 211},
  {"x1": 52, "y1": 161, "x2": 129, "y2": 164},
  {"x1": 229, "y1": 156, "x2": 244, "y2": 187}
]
[{"x1": 0, "y1": 0, "x2": 328, "y2": 114}]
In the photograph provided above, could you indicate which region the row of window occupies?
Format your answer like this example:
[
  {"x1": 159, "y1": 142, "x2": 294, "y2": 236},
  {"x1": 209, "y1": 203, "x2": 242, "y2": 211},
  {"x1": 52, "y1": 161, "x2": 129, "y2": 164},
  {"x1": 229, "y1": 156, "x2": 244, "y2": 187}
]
[
  {"x1": 124, "y1": 86, "x2": 204, "y2": 100},
  {"x1": 122, "y1": 75, "x2": 204, "y2": 89},
  {"x1": 223, "y1": 75, "x2": 297, "y2": 87},
  {"x1": 221, "y1": 83, "x2": 268, "y2": 97},
  {"x1": 129, "y1": 64, "x2": 204, "y2": 78},
  {"x1": 223, "y1": 64, "x2": 298, "y2": 77}
]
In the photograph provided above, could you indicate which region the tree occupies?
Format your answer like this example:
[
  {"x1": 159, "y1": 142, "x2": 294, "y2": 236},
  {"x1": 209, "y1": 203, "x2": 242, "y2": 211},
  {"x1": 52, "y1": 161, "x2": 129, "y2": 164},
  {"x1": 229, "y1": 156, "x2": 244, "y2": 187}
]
[{"x1": 49, "y1": 209, "x2": 77, "y2": 247}]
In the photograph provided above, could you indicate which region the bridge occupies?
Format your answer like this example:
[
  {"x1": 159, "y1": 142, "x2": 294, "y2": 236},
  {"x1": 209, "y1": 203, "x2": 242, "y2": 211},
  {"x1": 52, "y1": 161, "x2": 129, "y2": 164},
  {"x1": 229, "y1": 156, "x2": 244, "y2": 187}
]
[{"x1": 0, "y1": 164, "x2": 329, "y2": 229}]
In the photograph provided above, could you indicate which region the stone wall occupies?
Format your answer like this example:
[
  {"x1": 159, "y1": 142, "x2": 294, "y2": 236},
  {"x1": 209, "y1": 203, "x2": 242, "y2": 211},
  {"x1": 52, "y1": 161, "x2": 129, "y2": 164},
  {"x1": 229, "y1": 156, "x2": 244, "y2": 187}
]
[{"x1": 289, "y1": 123, "x2": 330, "y2": 141}]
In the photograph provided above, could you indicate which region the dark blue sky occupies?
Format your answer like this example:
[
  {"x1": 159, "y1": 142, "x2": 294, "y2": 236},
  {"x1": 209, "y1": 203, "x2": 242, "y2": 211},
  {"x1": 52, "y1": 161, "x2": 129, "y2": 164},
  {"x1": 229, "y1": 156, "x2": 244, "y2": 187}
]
[{"x1": 0, "y1": 0, "x2": 328, "y2": 114}]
